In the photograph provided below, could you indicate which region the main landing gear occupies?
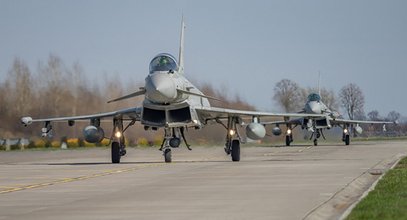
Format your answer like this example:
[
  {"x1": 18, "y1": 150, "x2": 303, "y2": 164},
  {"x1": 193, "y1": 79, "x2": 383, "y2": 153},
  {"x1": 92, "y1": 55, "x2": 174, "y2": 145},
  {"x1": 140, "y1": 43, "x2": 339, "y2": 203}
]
[
  {"x1": 159, "y1": 127, "x2": 191, "y2": 163},
  {"x1": 111, "y1": 118, "x2": 128, "y2": 163},
  {"x1": 285, "y1": 125, "x2": 293, "y2": 146},
  {"x1": 342, "y1": 126, "x2": 350, "y2": 145},
  {"x1": 221, "y1": 117, "x2": 241, "y2": 162}
]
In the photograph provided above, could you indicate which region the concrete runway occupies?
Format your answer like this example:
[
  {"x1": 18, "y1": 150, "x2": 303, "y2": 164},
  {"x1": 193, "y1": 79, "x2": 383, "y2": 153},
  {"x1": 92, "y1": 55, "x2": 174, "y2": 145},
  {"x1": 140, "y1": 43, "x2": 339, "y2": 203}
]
[{"x1": 0, "y1": 141, "x2": 406, "y2": 220}]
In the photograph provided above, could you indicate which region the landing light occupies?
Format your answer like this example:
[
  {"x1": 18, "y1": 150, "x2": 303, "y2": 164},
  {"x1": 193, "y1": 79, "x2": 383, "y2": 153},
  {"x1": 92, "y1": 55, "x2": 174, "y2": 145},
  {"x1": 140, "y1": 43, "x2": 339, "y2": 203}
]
[
  {"x1": 192, "y1": 119, "x2": 198, "y2": 124},
  {"x1": 229, "y1": 129, "x2": 236, "y2": 136},
  {"x1": 115, "y1": 131, "x2": 122, "y2": 138},
  {"x1": 287, "y1": 129, "x2": 292, "y2": 135},
  {"x1": 343, "y1": 129, "x2": 348, "y2": 134}
]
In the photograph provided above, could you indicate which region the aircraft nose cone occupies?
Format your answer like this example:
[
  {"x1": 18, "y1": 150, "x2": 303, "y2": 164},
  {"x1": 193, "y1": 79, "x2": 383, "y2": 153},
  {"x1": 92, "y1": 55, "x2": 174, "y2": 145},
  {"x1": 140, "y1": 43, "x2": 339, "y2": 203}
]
[
  {"x1": 145, "y1": 73, "x2": 177, "y2": 103},
  {"x1": 307, "y1": 102, "x2": 322, "y2": 114},
  {"x1": 310, "y1": 102, "x2": 322, "y2": 114}
]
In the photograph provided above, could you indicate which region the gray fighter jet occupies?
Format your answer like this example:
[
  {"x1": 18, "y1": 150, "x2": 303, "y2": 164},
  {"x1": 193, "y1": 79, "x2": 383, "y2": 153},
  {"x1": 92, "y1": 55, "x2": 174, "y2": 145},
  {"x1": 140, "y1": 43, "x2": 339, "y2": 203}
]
[
  {"x1": 21, "y1": 19, "x2": 321, "y2": 163},
  {"x1": 265, "y1": 92, "x2": 396, "y2": 146}
]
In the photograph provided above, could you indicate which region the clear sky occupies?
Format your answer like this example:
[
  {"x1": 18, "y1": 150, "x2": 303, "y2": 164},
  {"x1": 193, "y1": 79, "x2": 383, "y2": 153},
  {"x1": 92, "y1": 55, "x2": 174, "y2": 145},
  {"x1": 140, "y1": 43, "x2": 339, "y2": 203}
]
[{"x1": 1, "y1": 0, "x2": 406, "y2": 117}]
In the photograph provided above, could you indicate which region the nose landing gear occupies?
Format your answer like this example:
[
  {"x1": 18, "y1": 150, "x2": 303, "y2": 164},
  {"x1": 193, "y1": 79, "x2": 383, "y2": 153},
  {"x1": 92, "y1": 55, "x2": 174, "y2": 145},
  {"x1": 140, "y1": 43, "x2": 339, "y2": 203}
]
[
  {"x1": 309, "y1": 128, "x2": 325, "y2": 146},
  {"x1": 160, "y1": 127, "x2": 191, "y2": 163}
]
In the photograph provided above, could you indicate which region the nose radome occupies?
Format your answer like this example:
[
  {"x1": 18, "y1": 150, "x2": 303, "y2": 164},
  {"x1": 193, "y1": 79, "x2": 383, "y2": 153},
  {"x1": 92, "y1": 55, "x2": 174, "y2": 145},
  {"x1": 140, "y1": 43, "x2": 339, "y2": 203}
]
[
  {"x1": 310, "y1": 102, "x2": 322, "y2": 114},
  {"x1": 145, "y1": 73, "x2": 177, "y2": 103}
]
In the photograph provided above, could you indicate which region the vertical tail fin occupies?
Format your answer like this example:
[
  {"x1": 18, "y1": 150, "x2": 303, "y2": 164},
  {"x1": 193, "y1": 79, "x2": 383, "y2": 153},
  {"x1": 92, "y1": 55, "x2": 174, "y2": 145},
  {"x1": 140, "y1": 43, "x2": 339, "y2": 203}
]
[
  {"x1": 318, "y1": 71, "x2": 321, "y2": 95},
  {"x1": 178, "y1": 16, "x2": 185, "y2": 74}
]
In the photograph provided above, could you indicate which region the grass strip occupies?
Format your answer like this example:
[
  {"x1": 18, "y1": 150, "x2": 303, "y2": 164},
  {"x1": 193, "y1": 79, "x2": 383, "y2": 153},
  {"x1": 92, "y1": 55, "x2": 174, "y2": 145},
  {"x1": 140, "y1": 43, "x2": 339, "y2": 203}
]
[{"x1": 346, "y1": 156, "x2": 407, "y2": 220}]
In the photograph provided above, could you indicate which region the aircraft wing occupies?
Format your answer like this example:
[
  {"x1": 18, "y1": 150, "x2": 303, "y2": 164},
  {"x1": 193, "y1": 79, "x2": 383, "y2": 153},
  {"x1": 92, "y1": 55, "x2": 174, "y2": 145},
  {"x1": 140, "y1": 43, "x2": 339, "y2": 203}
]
[
  {"x1": 194, "y1": 106, "x2": 323, "y2": 121},
  {"x1": 331, "y1": 118, "x2": 397, "y2": 125},
  {"x1": 261, "y1": 116, "x2": 396, "y2": 127},
  {"x1": 261, "y1": 118, "x2": 304, "y2": 126},
  {"x1": 21, "y1": 107, "x2": 142, "y2": 125}
]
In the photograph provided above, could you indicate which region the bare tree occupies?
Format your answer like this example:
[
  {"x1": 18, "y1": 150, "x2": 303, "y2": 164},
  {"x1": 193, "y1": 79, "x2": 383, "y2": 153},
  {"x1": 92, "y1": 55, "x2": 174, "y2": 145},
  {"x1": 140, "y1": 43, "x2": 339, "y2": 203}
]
[
  {"x1": 0, "y1": 81, "x2": 11, "y2": 135},
  {"x1": 320, "y1": 88, "x2": 338, "y2": 110},
  {"x1": 7, "y1": 58, "x2": 34, "y2": 116},
  {"x1": 367, "y1": 110, "x2": 380, "y2": 121},
  {"x1": 387, "y1": 111, "x2": 401, "y2": 122},
  {"x1": 339, "y1": 83, "x2": 365, "y2": 120},
  {"x1": 273, "y1": 79, "x2": 302, "y2": 112},
  {"x1": 66, "y1": 62, "x2": 86, "y2": 116},
  {"x1": 37, "y1": 54, "x2": 71, "y2": 117},
  {"x1": 1, "y1": 58, "x2": 37, "y2": 135}
]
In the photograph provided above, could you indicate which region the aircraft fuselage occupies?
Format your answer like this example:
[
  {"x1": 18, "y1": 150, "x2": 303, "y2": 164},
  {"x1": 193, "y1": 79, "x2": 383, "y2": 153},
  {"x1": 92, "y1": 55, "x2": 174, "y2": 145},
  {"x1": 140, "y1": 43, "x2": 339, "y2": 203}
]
[{"x1": 141, "y1": 54, "x2": 210, "y2": 129}]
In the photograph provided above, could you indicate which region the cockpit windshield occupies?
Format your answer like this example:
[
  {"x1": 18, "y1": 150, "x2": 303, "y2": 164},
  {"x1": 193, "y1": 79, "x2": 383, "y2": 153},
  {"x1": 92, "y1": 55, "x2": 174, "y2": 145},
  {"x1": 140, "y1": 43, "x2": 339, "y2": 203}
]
[
  {"x1": 307, "y1": 93, "x2": 321, "y2": 102},
  {"x1": 149, "y1": 53, "x2": 178, "y2": 74}
]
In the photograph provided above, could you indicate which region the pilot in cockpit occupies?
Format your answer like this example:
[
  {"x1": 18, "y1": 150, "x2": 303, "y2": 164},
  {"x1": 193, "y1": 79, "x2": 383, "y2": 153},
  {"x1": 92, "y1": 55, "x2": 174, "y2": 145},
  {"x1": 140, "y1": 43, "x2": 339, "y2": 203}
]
[
  {"x1": 307, "y1": 93, "x2": 321, "y2": 102},
  {"x1": 149, "y1": 54, "x2": 178, "y2": 74}
]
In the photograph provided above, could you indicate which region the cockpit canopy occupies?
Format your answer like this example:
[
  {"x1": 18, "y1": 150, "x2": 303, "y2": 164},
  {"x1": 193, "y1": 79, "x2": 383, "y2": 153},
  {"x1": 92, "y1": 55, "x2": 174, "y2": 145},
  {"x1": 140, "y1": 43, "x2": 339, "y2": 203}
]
[
  {"x1": 307, "y1": 93, "x2": 321, "y2": 102},
  {"x1": 149, "y1": 53, "x2": 178, "y2": 74}
]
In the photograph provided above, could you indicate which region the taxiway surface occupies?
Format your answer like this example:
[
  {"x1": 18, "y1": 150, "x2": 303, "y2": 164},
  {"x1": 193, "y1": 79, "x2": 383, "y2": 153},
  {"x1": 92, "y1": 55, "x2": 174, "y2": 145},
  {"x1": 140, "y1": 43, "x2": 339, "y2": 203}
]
[{"x1": 0, "y1": 141, "x2": 406, "y2": 220}]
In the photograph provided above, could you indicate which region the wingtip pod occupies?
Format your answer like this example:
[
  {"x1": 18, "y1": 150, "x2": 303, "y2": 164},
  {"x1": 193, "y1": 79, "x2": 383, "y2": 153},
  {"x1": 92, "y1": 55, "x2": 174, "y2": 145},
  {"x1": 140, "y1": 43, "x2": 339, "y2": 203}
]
[{"x1": 21, "y1": 117, "x2": 33, "y2": 126}]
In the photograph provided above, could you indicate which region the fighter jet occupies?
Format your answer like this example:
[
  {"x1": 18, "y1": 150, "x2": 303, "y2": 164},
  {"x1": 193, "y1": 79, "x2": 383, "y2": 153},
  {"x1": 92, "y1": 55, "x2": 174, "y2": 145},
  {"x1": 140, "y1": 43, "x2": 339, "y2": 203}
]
[
  {"x1": 265, "y1": 92, "x2": 396, "y2": 146},
  {"x1": 21, "y1": 18, "x2": 320, "y2": 163}
]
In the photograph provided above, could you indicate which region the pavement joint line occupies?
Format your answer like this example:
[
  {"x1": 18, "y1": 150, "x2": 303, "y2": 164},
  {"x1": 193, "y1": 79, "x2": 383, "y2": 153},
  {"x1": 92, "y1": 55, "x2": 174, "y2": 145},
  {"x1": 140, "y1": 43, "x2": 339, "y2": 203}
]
[{"x1": 0, "y1": 163, "x2": 164, "y2": 195}]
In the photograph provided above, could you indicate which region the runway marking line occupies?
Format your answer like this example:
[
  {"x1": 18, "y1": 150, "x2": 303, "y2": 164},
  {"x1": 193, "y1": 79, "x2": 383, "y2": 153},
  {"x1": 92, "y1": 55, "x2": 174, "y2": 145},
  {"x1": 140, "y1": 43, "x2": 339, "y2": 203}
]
[{"x1": 0, "y1": 163, "x2": 164, "y2": 195}]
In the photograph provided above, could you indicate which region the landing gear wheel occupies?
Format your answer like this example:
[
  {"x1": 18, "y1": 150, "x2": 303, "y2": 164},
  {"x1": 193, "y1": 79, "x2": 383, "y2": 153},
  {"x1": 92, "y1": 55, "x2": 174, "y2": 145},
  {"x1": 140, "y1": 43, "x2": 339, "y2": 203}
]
[
  {"x1": 313, "y1": 139, "x2": 318, "y2": 146},
  {"x1": 164, "y1": 149, "x2": 172, "y2": 163},
  {"x1": 231, "y1": 140, "x2": 240, "y2": 162},
  {"x1": 111, "y1": 142, "x2": 121, "y2": 163},
  {"x1": 345, "y1": 135, "x2": 350, "y2": 145},
  {"x1": 286, "y1": 135, "x2": 291, "y2": 146}
]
